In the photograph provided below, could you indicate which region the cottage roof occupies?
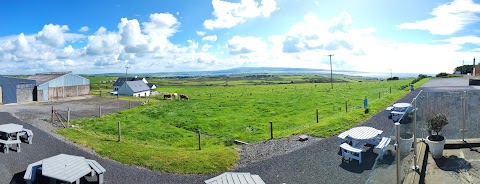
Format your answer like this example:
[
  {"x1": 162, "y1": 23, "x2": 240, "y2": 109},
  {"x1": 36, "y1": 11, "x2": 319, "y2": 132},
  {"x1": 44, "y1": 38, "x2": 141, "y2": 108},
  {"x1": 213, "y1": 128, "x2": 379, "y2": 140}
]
[
  {"x1": 113, "y1": 77, "x2": 144, "y2": 86},
  {"x1": 126, "y1": 81, "x2": 150, "y2": 93}
]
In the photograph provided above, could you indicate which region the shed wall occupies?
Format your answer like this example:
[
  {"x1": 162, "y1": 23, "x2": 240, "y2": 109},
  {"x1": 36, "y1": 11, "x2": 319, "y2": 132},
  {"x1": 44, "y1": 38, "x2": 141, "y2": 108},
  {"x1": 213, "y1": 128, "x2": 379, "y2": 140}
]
[
  {"x1": 16, "y1": 88, "x2": 33, "y2": 103},
  {"x1": 36, "y1": 74, "x2": 90, "y2": 101}
]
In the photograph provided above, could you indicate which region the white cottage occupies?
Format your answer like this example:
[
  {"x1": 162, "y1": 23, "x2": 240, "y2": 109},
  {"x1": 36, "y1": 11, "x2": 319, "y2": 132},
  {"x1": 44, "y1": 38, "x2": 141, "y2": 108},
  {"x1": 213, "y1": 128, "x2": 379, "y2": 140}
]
[{"x1": 117, "y1": 81, "x2": 150, "y2": 97}]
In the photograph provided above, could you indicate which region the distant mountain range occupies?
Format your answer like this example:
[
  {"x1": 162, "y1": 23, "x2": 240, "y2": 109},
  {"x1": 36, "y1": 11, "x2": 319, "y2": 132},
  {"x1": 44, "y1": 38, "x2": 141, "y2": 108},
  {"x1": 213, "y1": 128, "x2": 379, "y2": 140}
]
[{"x1": 89, "y1": 67, "x2": 428, "y2": 78}]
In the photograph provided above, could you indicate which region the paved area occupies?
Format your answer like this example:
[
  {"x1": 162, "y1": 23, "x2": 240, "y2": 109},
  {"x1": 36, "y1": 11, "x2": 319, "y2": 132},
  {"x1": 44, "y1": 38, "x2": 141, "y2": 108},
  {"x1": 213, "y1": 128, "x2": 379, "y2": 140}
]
[{"x1": 425, "y1": 147, "x2": 480, "y2": 184}]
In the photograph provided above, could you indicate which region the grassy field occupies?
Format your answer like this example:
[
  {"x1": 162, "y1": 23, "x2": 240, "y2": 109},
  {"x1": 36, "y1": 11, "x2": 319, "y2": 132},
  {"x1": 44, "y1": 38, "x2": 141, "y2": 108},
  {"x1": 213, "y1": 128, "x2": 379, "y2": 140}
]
[{"x1": 57, "y1": 75, "x2": 429, "y2": 174}]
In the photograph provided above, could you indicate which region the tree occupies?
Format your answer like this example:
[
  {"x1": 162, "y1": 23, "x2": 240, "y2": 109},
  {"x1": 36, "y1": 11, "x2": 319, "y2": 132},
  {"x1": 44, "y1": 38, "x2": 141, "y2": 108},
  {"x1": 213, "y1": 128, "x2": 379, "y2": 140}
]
[{"x1": 454, "y1": 65, "x2": 474, "y2": 74}]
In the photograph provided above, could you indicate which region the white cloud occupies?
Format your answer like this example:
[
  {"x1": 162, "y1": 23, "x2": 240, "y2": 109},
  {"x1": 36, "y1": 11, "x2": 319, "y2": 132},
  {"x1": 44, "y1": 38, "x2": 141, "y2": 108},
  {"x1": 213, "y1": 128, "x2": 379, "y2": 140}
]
[
  {"x1": 397, "y1": 0, "x2": 480, "y2": 35},
  {"x1": 142, "y1": 13, "x2": 179, "y2": 37},
  {"x1": 202, "y1": 44, "x2": 212, "y2": 52},
  {"x1": 442, "y1": 35, "x2": 480, "y2": 45},
  {"x1": 86, "y1": 27, "x2": 122, "y2": 55},
  {"x1": 204, "y1": 0, "x2": 278, "y2": 30},
  {"x1": 79, "y1": 26, "x2": 89, "y2": 32},
  {"x1": 197, "y1": 31, "x2": 206, "y2": 36},
  {"x1": 202, "y1": 35, "x2": 217, "y2": 42},
  {"x1": 36, "y1": 24, "x2": 70, "y2": 47},
  {"x1": 227, "y1": 36, "x2": 267, "y2": 54}
]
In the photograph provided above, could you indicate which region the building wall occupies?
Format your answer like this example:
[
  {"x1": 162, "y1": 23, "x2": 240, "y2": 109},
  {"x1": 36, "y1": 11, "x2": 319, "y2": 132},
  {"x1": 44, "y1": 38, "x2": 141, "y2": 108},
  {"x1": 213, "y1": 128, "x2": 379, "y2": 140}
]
[
  {"x1": 37, "y1": 74, "x2": 90, "y2": 101},
  {"x1": 132, "y1": 90, "x2": 150, "y2": 97},
  {"x1": 16, "y1": 88, "x2": 33, "y2": 103},
  {"x1": 37, "y1": 89, "x2": 44, "y2": 101},
  {"x1": 48, "y1": 84, "x2": 90, "y2": 100},
  {"x1": 0, "y1": 86, "x2": 2, "y2": 104}
]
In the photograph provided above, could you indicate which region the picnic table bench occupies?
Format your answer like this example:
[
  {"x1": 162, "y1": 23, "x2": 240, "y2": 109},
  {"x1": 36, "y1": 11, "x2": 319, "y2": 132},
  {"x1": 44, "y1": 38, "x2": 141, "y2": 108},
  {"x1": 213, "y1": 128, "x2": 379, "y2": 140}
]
[
  {"x1": 17, "y1": 128, "x2": 34, "y2": 144},
  {"x1": 0, "y1": 139, "x2": 21, "y2": 153},
  {"x1": 86, "y1": 159, "x2": 106, "y2": 184},
  {"x1": 340, "y1": 143, "x2": 364, "y2": 163}
]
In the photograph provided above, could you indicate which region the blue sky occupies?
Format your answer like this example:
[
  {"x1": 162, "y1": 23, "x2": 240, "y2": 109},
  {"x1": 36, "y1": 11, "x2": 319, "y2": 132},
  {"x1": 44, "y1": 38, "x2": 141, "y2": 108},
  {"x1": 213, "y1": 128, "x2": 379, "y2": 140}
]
[{"x1": 0, "y1": 0, "x2": 479, "y2": 74}]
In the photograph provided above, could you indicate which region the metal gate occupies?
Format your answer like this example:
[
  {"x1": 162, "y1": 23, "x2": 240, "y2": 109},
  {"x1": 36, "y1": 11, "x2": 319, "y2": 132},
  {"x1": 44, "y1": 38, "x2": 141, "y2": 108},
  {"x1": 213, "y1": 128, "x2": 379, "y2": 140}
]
[{"x1": 1, "y1": 84, "x2": 17, "y2": 104}]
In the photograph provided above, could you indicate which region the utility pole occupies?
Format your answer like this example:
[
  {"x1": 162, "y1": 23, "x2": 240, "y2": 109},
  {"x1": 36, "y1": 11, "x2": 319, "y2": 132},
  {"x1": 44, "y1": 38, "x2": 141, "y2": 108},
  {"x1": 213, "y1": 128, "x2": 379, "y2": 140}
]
[
  {"x1": 124, "y1": 65, "x2": 130, "y2": 96},
  {"x1": 462, "y1": 60, "x2": 465, "y2": 74},
  {"x1": 328, "y1": 54, "x2": 334, "y2": 89}
]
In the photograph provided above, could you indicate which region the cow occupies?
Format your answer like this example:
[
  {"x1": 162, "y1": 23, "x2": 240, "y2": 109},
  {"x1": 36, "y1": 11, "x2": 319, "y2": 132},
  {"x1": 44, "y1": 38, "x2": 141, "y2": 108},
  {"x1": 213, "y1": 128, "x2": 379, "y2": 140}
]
[
  {"x1": 163, "y1": 94, "x2": 173, "y2": 100},
  {"x1": 180, "y1": 94, "x2": 189, "y2": 100},
  {"x1": 172, "y1": 93, "x2": 178, "y2": 99}
]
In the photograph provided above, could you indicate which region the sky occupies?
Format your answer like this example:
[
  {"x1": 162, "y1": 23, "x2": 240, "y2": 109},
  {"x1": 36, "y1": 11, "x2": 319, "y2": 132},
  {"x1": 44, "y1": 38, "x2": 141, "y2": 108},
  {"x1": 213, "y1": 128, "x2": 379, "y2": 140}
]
[{"x1": 0, "y1": 0, "x2": 479, "y2": 75}]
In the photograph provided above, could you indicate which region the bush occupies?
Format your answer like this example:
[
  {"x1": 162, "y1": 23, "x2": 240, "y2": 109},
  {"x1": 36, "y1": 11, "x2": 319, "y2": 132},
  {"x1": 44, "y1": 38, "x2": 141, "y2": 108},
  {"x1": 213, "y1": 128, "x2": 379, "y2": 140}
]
[
  {"x1": 436, "y1": 72, "x2": 449, "y2": 78},
  {"x1": 387, "y1": 77, "x2": 399, "y2": 80}
]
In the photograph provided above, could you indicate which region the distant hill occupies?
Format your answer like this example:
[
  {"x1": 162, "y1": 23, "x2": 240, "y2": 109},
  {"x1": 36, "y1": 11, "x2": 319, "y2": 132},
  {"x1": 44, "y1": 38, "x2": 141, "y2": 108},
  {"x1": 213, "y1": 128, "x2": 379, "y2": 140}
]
[{"x1": 85, "y1": 67, "x2": 426, "y2": 78}]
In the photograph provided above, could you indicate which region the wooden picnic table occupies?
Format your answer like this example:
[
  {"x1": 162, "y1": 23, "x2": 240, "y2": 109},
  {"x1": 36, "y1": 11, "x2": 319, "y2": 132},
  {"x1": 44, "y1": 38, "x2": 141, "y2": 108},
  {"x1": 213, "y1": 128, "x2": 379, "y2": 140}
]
[{"x1": 42, "y1": 154, "x2": 92, "y2": 183}]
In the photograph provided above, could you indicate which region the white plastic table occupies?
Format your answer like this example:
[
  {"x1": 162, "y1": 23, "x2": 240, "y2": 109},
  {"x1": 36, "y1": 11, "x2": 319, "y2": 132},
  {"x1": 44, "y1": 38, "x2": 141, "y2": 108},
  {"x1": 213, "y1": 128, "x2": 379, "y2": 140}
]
[
  {"x1": 0, "y1": 123, "x2": 24, "y2": 141},
  {"x1": 392, "y1": 103, "x2": 412, "y2": 111},
  {"x1": 346, "y1": 126, "x2": 383, "y2": 146},
  {"x1": 42, "y1": 154, "x2": 92, "y2": 183}
]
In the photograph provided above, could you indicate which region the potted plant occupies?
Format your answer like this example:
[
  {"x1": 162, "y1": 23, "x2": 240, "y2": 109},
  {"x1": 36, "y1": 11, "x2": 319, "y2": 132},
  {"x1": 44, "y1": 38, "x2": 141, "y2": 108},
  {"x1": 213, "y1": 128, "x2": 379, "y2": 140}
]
[
  {"x1": 399, "y1": 111, "x2": 414, "y2": 154},
  {"x1": 425, "y1": 113, "x2": 448, "y2": 159}
]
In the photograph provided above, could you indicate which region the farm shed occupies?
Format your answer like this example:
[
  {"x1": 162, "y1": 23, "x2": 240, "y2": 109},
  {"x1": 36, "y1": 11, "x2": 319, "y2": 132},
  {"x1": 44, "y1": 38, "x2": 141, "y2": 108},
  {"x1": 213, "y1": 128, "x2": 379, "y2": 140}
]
[
  {"x1": 118, "y1": 80, "x2": 150, "y2": 97},
  {"x1": 0, "y1": 76, "x2": 36, "y2": 104},
  {"x1": 28, "y1": 72, "x2": 90, "y2": 101}
]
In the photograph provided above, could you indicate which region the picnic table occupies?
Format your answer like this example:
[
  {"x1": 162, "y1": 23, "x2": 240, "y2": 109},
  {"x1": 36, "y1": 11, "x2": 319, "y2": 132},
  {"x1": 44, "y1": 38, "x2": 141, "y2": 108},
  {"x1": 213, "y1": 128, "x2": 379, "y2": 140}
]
[
  {"x1": 346, "y1": 126, "x2": 383, "y2": 146},
  {"x1": 338, "y1": 126, "x2": 383, "y2": 163},
  {"x1": 0, "y1": 123, "x2": 24, "y2": 153},
  {"x1": 387, "y1": 103, "x2": 412, "y2": 122},
  {"x1": 25, "y1": 154, "x2": 106, "y2": 184},
  {"x1": 0, "y1": 123, "x2": 23, "y2": 141}
]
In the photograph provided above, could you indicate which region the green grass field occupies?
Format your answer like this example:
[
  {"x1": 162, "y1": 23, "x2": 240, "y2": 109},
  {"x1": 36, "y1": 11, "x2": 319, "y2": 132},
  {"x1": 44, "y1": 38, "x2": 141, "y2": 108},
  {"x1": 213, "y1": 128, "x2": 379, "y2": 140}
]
[{"x1": 57, "y1": 75, "x2": 429, "y2": 174}]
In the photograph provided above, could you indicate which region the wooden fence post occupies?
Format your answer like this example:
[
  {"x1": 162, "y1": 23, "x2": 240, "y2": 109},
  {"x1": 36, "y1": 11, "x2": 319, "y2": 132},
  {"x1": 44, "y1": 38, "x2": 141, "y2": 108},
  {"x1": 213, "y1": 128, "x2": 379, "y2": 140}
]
[
  {"x1": 197, "y1": 129, "x2": 201, "y2": 150},
  {"x1": 390, "y1": 87, "x2": 392, "y2": 94},
  {"x1": 118, "y1": 121, "x2": 121, "y2": 142},
  {"x1": 99, "y1": 106, "x2": 102, "y2": 117},
  {"x1": 51, "y1": 106, "x2": 54, "y2": 125},
  {"x1": 345, "y1": 101, "x2": 348, "y2": 112},
  {"x1": 129, "y1": 101, "x2": 131, "y2": 109},
  {"x1": 67, "y1": 107, "x2": 70, "y2": 128},
  {"x1": 378, "y1": 92, "x2": 381, "y2": 99},
  {"x1": 316, "y1": 109, "x2": 319, "y2": 123},
  {"x1": 270, "y1": 122, "x2": 273, "y2": 139}
]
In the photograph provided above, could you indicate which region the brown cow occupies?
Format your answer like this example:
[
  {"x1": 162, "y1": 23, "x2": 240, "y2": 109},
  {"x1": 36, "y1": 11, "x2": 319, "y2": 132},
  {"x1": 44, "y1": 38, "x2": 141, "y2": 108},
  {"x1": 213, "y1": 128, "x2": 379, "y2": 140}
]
[
  {"x1": 163, "y1": 94, "x2": 173, "y2": 100},
  {"x1": 179, "y1": 94, "x2": 189, "y2": 100}
]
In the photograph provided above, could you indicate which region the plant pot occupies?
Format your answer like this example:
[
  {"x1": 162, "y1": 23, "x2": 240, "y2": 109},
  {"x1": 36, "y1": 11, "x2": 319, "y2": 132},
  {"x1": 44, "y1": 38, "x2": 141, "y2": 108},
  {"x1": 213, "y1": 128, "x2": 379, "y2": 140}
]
[
  {"x1": 400, "y1": 137, "x2": 414, "y2": 154},
  {"x1": 426, "y1": 136, "x2": 445, "y2": 159}
]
